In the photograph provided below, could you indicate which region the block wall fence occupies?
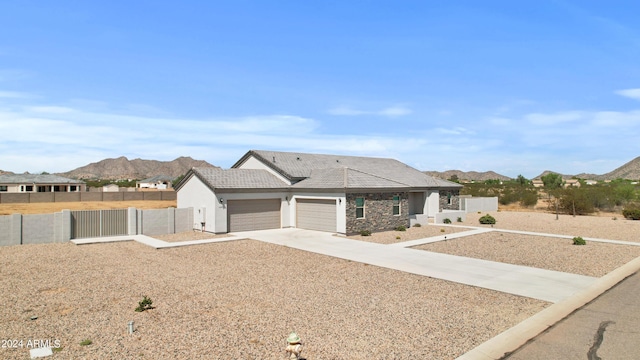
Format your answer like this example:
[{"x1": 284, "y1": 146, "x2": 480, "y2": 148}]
[{"x1": 0, "y1": 207, "x2": 193, "y2": 246}]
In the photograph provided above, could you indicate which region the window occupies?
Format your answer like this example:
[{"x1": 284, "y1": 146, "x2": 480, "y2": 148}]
[
  {"x1": 447, "y1": 192, "x2": 452, "y2": 205},
  {"x1": 393, "y1": 195, "x2": 400, "y2": 215},
  {"x1": 355, "y1": 197, "x2": 365, "y2": 218},
  {"x1": 25, "y1": 185, "x2": 33, "y2": 192},
  {"x1": 0, "y1": 186, "x2": 7, "y2": 192},
  {"x1": 70, "y1": 185, "x2": 77, "y2": 192}
]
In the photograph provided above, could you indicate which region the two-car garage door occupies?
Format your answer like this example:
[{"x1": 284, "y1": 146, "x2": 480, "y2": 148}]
[
  {"x1": 296, "y1": 199, "x2": 337, "y2": 232},
  {"x1": 226, "y1": 198, "x2": 337, "y2": 233},
  {"x1": 227, "y1": 199, "x2": 281, "y2": 232}
]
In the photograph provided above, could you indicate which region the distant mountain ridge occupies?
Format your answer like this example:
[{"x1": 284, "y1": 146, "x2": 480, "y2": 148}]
[
  {"x1": 424, "y1": 170, "x2": 511, "y2": 182},
  {"x1": 535, "y1": 156, "x2": 640, "y2": 181},
  {"x1": 57, "y1": 156, "x2": 218, "y2": 180}
]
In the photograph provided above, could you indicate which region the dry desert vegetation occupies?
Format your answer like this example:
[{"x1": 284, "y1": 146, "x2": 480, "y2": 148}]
[{"x1": 1, "y1": 209, "x2": 640, "y2": 359}]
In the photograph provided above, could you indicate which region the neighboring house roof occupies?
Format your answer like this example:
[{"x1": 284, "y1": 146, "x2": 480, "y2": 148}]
[
  {"x1": 233, "y1": 150, "x2": 456, "y2": 189},
  {"x1": 139, "y1": 175, "x2": 174, "y2": 183},
  {"x1": 188, "y1": 167, "x2": 288, "y2": 191},
  {"x1": 0, "y1": 174, "x2": 84, "y2": 184}
]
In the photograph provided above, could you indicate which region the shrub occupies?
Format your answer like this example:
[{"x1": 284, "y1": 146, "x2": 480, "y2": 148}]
[
  {"x1": 413, "y1": 223, "x2": 422, "y2": 227},
  {"x1": 457, "y1": 217, "x2": 462, "y2": 222},
  {"x1": 442, "y1": 218, "x2": 451, "y2": 224},
  {"x1": 622, "y1": 207, "x2": 640, "y2": 220},
  {"x1": 395, "y1": 235, "x2": 401, "y2": 240},
  {"x1": 572, "y1": 236, "x2": 586, "y2": 245},
  {"x1": 135, "y1": 296, "x2": 154, "y2": 312},
  {"x1": 479, "y1": 214, "x2": 496, "y2": 225},
  {"x1": 80, "y1": 339, "x2": 92, "y2": 346},
  {"x1": 395, "y1": 225, "x2": 406, "y2": 231},
  {"x1": 359, "y1": 230, "x2": 371, "y2": 236},
  {"x1": 440, "y1": 228, "x2": 445, "y2": 232}
]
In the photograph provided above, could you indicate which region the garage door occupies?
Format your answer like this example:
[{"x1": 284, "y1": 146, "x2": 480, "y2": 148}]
[
  {"x1": 227, "y1": 199, "x2": 281, "y2": 232},
  {"x1": 296, "y1": 199, "x2": 337, "y2": 232}
]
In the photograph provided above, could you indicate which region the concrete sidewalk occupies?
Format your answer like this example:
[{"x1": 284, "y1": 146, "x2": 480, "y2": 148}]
[
  {"x1": 231, "y1": 228, "x2": 596, "y2": 303},
  {"x1": 71, "y1": 234, "x2": 247, "y2": 249}
]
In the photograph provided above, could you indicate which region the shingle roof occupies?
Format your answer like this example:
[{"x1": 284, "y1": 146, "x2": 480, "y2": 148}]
[
  {"x1": 191, "y1": 167, "x2": 288, "y2": 190},
  {"x1": 0, "y1": 174, "x2": 85, "y2": 184},
  {"x1": 234, "y1": 150, "x2": 456, "y2": 188},
  {"x1": 139, "y1": 175, "x2": 175, "y2": 183},
  {"x1": 292, "y1": 168, "x2": 410, "y2": 189}
]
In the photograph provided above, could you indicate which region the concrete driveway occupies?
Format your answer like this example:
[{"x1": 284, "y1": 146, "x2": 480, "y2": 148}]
[{"x1": 231, "y1": 228, "x2": 596, "y2": 303}]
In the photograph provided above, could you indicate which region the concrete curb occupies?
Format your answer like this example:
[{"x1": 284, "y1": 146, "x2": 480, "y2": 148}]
[{"x1": 456, "y1": 255, "x2": 640, "y2": 360}]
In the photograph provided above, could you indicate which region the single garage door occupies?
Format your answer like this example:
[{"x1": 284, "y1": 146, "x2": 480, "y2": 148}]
[
  {"x1": 296, "y1": 199, "x2": 337, "y2": 232},
  {"x1": 227, "y1": 199, "x2": 281, "y2": 232}
]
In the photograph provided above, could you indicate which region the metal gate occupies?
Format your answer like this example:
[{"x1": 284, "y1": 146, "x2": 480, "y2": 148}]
[{"x1": 71, "y1": 209, "x2": 128, "y2": 239}]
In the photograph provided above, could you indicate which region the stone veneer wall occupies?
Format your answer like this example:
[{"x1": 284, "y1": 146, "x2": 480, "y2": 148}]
[
  {"x1": 439, "y1": 190, "x2": 461, "y2": 210},
  {"x1": 346, "y1": 192, "x2": 409, "y2": 235}
]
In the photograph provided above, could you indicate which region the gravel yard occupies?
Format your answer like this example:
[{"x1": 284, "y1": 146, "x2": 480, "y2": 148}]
[
  {"x1": 416, "y1": 233, "x2": 640, "y2": 277},
  {"x1": 1, "y1": 210, "x2": 639, "y2": 359},
  {"x1": 347, "y1": 224, "x2": 468, "y2": 244}
]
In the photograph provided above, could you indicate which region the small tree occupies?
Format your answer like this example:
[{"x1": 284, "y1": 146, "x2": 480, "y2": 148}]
[
  {"x1": 541, "y1": 172, "x2": 564, "y2": 219},
  {"x1": 516, "y1": 174, "x2": 529, "y2": 186}
]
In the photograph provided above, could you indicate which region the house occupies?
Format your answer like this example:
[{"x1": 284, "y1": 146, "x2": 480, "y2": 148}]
[
  {"x1": 136, "y1": 175, "x2": 174, "y2": 190},
  {"x1": 0, "y1": 173, "x2": 86, "y2": 193},
  {"x1": 563, "y1": 179, "x2": 581, "y2": 188},
  {"x1": 532, "y1": 179, "x2": 544, "y2": 188},
  {"x1": 176, "y1": 150, "x2": 462, "y2": 235},
  {"x1": 102, "y1": 184, "x2": 120, "y2": 192}
]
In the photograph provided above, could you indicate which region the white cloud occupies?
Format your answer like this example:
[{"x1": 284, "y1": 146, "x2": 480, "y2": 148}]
[
  {"x1": 378, "y1": 106, "x2": 412, "y2": 117},
  {"x1": 0, "y1": 90, "x2": 31, "y2": 98},
  {"x1": 328, "y1": 105, "x2": 412, "y2": 117},
  {"x1": 524, "y1": 111, "x2": 583, "y2": 125},
  {"x1": 27, "y1": 106, "x2": 76, "y2": 114},
  {"x1": 327, "y1": 106, "x2": 367, "y2": 116},
  {"x1": 616, "y1": 88, "x2": 640, "y2": 101}
]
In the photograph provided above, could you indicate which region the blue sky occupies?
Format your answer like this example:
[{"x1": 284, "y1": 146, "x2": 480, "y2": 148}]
[{"x1": 1, "y1": 1, "x2": 640, "y2": 178}]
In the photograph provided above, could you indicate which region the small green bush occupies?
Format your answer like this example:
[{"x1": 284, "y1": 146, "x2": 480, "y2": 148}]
[
  {"x1": 457, "y1": 217, "x2": 462, "y2": 222},
  {"x1": 413, "y1": 223, "x2": 422, "y2": 227},
  {"x1": 572, "y1": 236, "x2": 586, "y2": 245},
  {"x1": 135, "y1": 296, "x2": 154, "y2": 312},
  {"x1": 622, "y1": 208, "x2": 640, "y2": 220},
  {"x1": 395, "y1": 235, "x2": 401, "y2": 240},
  {"x1": 479, "y1": 214, "x2": 496, "y2": 225},
  {"x1": 442, "y1": 218, "x2": 452, "y2": 224},
  {"x1": 359, "y1": 230, "x2": 371, "y2": 236},
  {"x1": 80, "y1": 339, "x2": 92, "y2": 346},
  {"x1": 395, "y1": 225, "x2": 406, "y2": 231}
]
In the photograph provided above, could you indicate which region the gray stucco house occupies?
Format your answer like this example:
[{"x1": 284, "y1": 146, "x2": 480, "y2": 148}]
[{"x1": 175, "y1": 150, "x2": 462, "y2": 235}]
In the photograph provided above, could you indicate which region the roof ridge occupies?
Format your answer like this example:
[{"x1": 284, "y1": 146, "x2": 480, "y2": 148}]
[{"x1": 346, "y1": 167, "x2": 411, "y2": 187}]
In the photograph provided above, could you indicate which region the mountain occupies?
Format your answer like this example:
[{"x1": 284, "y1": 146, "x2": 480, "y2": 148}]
[
  {"x1": 424, "y1": 170, "x2": 511, "y2": 182},
  {"x1": 57, "y1": 156, "x2": 218, "y2": 180},
  {"x1": 535, "y1": 156, "x2": 640, "y2": 181}
]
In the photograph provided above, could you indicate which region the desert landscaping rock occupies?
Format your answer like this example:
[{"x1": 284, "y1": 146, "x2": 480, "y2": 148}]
[{"x1": 1, "y1": 210, "x2": 639, "y2": 359}]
